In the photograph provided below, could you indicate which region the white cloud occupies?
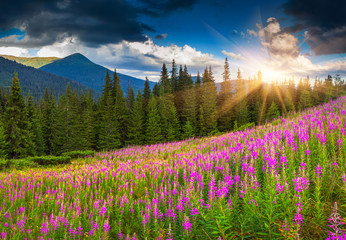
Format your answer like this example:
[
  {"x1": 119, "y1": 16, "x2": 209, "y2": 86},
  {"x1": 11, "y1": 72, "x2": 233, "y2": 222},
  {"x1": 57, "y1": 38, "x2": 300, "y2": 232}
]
[
  {"x1": 247, "y1": 29, "x2": 258, "y2": 38},
  {"x1": 0, "y1": 47, "x2": 30, "y2": 57},
  {"x1": 36, "y1": 36, "x2": 224, "y2": 81},
  {"x1": 257, "y1": 17, "x2": 346, "y2": 77},
  {"x1": 258, "y1": 18, "x2": 299, "y2": 59},
  {"x1": 221, "y1": 50, "x2": 245, "y2": 61}
]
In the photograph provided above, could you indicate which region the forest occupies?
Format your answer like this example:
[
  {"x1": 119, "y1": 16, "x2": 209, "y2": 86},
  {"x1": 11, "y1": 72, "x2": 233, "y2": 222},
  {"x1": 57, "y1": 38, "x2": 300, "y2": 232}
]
[{"x1": 0, "y1": 58, "x2": 345, "y2": 159}]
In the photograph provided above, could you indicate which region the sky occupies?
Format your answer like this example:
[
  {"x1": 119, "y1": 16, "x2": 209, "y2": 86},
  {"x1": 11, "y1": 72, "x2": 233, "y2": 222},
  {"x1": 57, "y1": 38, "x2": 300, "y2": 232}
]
[{"x1": 0, "y1": 0, "x2": 345, "y2": 82}]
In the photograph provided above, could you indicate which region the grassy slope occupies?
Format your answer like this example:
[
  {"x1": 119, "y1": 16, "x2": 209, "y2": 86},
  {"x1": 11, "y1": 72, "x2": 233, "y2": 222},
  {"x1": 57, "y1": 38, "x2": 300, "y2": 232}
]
[
  {"x1": 0, "y1": 97, "x2": 345, "y2": 239},
  {"x1": 0, "y1": 55, "x2": 60, "y2": 68}
]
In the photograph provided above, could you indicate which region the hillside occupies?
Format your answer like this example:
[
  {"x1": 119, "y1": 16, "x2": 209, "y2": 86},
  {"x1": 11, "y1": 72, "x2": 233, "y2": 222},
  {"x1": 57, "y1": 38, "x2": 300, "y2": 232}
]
[
  {"x1": 0, "y1": 96, "x2": 345, "y2": 238},
  {"x1": 40, "y1": 53, "x2": 155, "y2": 95},
  {"x1": 0, "y1": 57, "x2": 99, "y2": 99},
  {"x1": 0, "y1": 55, "x2": 60, "y2": 68}
]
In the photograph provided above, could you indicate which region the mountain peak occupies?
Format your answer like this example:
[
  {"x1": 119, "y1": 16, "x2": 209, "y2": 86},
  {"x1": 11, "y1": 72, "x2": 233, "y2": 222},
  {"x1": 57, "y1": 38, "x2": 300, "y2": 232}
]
[{"x1": 63, "y1": 53, "x2": 91, "y2": 62}]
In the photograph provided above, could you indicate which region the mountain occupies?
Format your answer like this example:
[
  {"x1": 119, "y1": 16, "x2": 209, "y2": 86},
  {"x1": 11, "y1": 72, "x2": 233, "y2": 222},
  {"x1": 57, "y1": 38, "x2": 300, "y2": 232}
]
[
  {"x1": 40, "y1": 53, "x2": 155, "y2": 95},
  {"x1": 0, "y1": 55, "x2": 60, "y2": 68},
  {"x1": 0, "y1": 57, "x2": 99, "y2": 99}
]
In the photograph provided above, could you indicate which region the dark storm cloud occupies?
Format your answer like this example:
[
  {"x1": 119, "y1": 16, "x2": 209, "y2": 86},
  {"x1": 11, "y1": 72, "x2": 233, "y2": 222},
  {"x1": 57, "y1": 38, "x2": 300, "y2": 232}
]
[
  {"x1": 282, "y1": 0, "x2": 346, "y2": 55},
  {"x1": 0, "y1": 0, "x2": 195, "y2": 48},
  {"x1": 139, "y1": 0, "x2": 197, "y2": 17},
  {"x1": 154, "y1": 34, "x2": 168, "y2": 39}
]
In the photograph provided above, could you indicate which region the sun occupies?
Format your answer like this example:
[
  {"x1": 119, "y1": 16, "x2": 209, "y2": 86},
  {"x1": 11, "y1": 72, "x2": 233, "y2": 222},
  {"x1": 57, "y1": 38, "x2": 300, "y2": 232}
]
[{"x1": 262, "y1": 67, "x2": 283, "y2": 83}]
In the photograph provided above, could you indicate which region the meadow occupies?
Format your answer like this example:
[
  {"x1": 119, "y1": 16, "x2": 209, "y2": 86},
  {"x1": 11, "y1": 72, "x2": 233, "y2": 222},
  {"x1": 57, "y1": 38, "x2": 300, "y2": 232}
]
[{"x1": 1, "y1": 96, "x2": 346, "y2": 240}]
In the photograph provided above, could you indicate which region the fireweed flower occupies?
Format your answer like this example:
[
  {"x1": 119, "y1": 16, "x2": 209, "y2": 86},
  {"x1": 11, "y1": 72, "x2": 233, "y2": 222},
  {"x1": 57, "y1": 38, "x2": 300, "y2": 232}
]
[
  {"x1": 182, "y1": 216, "x2": 192, "y2": 232},
  {"x1": 315, "y1": 164, "x2": 323, "y2": 178},
  {"x1": 300, "y1": 162, "x2": 307, "y2": 171},
  {"x1": 337, "y1": 139, "x2": 342, "y2": 147},
  {"x1": 190, "y1": 208, "x2": 199, "y2": 216},
  {"x1": 41, "y1": 222, "x2": 49, "y2": 235},
  {"x1": 292, "y1": 177, "x2": 310, "y2": 193},
  {"x1": 327, "y1": 202, "x2": 345, "y2": 238},
  {"x1": 305, "y1": 150, "x2": 311, "y2": 156}
]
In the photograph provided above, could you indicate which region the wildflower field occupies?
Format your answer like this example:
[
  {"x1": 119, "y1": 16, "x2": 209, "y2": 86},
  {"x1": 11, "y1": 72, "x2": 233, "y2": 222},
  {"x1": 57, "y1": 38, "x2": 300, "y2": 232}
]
[{"x1": 1, "y1": 97, "x2": 346, "y2": 240}]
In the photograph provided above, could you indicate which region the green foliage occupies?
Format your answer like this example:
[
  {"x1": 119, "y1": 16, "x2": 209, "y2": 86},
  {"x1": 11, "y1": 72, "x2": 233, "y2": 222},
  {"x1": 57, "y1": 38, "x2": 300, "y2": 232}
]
[
  {"x1": 27, "y1": 156, "x2": 71, "y2": 166},
  {"x1": 127, "y1": 90, "x2": 145, "y2": 145},
  {"x1": 146, "y1": 94, "x2": 162, "y2": 144},
  {"x1": 266, "y1": 102, "x2": 280, "y2": 121},
  {"x1": 12, "y1": 158, "x2": 38, "y2": 170},
  {"x1": 61, "y1": 150, "x2": 95, "y2": 159},
  {"x1": 235, "y1": 122, "x2": 255, "y2": 131},
  {"x1": 0, "y1": 158, "x2": 9, "y2": 170},
  {"x1": 3, "y1": 73, "x2": 34, "y2": 158}
]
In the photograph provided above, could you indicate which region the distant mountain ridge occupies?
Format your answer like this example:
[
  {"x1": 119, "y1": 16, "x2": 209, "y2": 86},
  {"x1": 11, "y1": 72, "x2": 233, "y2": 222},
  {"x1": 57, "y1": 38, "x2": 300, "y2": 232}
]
[
  {"x1": 0, "y1": 57, "x2": 99, "y2": 99},
  {"x1": 40, "y1": 53, "x2": 155, "y2": 95},
  {"x1": 0, "y1": 55, "x2": 60, "y2": 68}
]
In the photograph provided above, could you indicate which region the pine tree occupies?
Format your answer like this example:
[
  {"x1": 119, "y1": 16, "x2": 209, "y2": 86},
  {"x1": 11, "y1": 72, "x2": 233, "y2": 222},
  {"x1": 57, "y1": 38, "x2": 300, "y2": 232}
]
[
  {"x1": 146, "y1": 94, "x2": 162, "y2": 144},
  {"x1": 218, "y1": 58, "x2": 233, "y2": 132},
  {"x1": 127, "y1": 90, "x2": 145, "y2": 145},
  {"x1": 126, "y1": 86, "x2": 135, "y2": 112},
  {"x1": 153, "y1": 83, "x2": 160, "y2": 97},
  {"x1": 27, "y1": 96, "x2": 45, "y2": 155},
  {"x1": 159, "y1": 93, "x2": 180, "y2": 141},
  {"x1": 41, "y1": 88, "x2": 55, "y2": 155},
  {"x1": 3, "y1": 73, "x2": 33, "y2": 158},
  {"x1": 113, "y1": 69, "x2": 129, "y2": 146},
  {"x1": 98, "y1": 96, "x2": 121, "y2": 150},
  {"x1": 234, "y1": 68, "x2": 249, "y2": 126},
  {"x1": 80, "y1": 90, "x2": 95, "y2": 149},
  {"x1": 199, "y1": 67, "x2": 218, "y2": 135},
  {"x1": 101, "y1": 70, "x2": 112, "y2": 108},
  {"x1": 298, "y1": 90, "x2": 312, "y2": 110},
  {"x1": 170, "y1": 59, "x2": 178, "y2": 93},
  {"x1": 52, "y1": 85, "x2": 80, "y2": 154},
  {"x1": 0, "y1": 121, "x2": 7, "y2": 158},
  {"x1": 159, "y1": 63, "x2": 171, "y2": 94},
  {"x1": 174, "y1": 65, "x2": 185, "y2": 122},
  {"x1": 143, "y1": 77, "x2": 151, "y2": 111},
  {"x1": 266, "y1": 102, "x2": 280, "y2": 121},
  {"x1": 182, "y1": 120, "x2": 194, "y2": 139},
  {"x1": 182, "y1": 75, "x2": 197, "y2": 134}
]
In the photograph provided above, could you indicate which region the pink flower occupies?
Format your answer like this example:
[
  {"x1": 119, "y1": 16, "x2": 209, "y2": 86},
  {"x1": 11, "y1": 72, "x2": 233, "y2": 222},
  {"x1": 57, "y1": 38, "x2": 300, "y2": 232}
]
[{"x1": 182, "y1": 216, "x2": 192, "y2": 232}]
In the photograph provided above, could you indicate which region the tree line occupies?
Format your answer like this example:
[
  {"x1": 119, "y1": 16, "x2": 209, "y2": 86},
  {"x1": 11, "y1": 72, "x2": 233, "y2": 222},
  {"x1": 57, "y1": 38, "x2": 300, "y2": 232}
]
[{"x1": 0, "y1": 58, "x2": 345, "y2": 159}]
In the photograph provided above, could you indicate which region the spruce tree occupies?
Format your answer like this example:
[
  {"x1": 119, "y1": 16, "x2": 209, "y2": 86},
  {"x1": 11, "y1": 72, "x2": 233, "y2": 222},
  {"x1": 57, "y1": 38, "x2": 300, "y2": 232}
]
[
  {"x1": 127, "y1": 90, "x2": 145, "y2": 145},
  {"x1": 170, "y1": 59, "x2": 178, "y2": 93},
  {"x1": 52, "y1": 85, "x2": 80, "y2": 154},
  {"x1": 27, "y1": 96, "x2": 45, "y2": 155},
  {"x1": 159, "y1": 93, "x2": 180, "y2": 141},
  {"x1": 143, "y1": 77, "x2": 151, "y2": 111},
  {"x1": 81, "y1": 90, "x2": 95, "y2": 149},
  {"x1": 182, "y1": 75, "x2": 197, "y2": 134},
  {"x1": 160, "y1": 63, "x2": 171, "y2": 94},
  {"x1": 113, "y1": 69, "x2": 129, "y2": 146},
  {"x1": 3, "y1": 73, "x2": 33, "y2": 158},
  {"x1": 266, "y1": 102, "x2": 280, "y2": 121},
  {"x1": 218, "y1": 58, "x2": 233, "y2": 132},
  {"x1": 101, "y1": 70, "x2": 112, "y2": 108},
  {"x1": 153, "y1": 83, "x2": 160, "y2": 97},
  {"x1": 199, "y1": 67, "x2": 218, "y2": 135},
  {"x1": 126, "y1": 86, "x2": 135, "y2": 111},
  {"x1": 98, "y1": 96, "x2": 121, "y2": 150},
  {"x1": 41, "y1": 88, "x2": 55, "y2": 155},
  {"x1": 0, "y1": 121, "x2": 7, "y2": 158},
  {"x1": 146, "y1": 94, "x2": 162, "y2": 144},
  {"x1": 298, "y1": 90, "x2": 312, "y2": 110}
]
